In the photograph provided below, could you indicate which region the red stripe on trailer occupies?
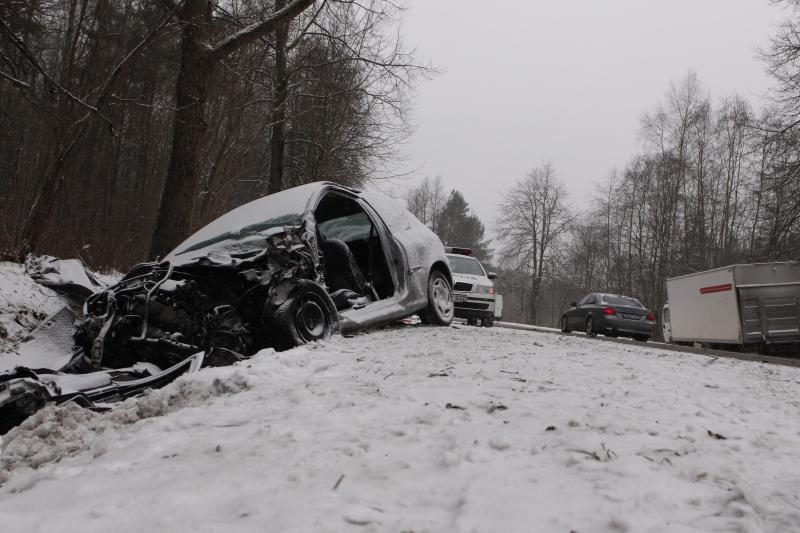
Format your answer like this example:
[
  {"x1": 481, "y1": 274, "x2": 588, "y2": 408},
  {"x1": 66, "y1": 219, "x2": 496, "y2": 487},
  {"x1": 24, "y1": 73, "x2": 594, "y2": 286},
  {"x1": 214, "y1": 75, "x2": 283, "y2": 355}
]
[{"x1": 699, "y1": 283, "x2": 733, "y2": 294}]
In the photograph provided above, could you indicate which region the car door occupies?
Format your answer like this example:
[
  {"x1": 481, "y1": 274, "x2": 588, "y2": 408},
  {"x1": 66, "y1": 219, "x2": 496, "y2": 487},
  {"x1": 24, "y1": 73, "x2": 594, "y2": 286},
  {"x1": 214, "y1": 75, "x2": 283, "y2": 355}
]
[
  {"x1": 662, "y1": 305, "x2": 672, "y2": 342},
  {"x1": 568, "y1": 294, "x2": 591, "y2": 328},
  {"x1": 584, "y1": 293, "x2": 601, "y2": 325}
]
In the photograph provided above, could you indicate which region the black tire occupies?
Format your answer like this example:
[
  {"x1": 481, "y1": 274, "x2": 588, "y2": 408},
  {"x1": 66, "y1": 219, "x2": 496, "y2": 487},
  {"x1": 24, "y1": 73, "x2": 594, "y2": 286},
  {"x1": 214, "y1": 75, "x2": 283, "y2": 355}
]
[
  {"x1": 585, "y1": 316, "x2": 597, "y2": 337},
  {"x1": 419, "y1": 270, "x2": 454, "y2": 326},
  {"x1": 481, "y1": 316, "x2": 494, "y2": 328},
  {"x1": 467, "y1": 318, "x2": 478, "y2": 326},
  {"x1": 633, "y1": 335, "x2": 649, "y2": 342},
  {"x1": 560, "y1": 315, "x2": 571, "y2": 333},
  {"x1": 269, "y1": 280, "x2": 339, "y2": 350}
]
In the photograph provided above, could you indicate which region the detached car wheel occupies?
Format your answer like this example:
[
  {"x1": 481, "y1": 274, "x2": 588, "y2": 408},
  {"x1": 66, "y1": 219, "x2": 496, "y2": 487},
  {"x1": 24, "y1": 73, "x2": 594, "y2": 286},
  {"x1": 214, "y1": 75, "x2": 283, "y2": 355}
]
[
  {"x1": 420, "y1": 270, "x2": 454, "y2": 326},
  {"x1": 269, "y1": 280, "x2": 339, "y2": 350}
]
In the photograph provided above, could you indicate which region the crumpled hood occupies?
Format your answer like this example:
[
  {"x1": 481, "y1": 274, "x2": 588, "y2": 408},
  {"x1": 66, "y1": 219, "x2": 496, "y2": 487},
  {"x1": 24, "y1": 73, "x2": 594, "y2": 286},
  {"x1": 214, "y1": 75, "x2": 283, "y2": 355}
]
[
  {"x1": 164, "y1": 183, "x2": 322, "y2": 265},
  {"x1": 165, "y1": 224, "x2": 302, "y2": 267}
]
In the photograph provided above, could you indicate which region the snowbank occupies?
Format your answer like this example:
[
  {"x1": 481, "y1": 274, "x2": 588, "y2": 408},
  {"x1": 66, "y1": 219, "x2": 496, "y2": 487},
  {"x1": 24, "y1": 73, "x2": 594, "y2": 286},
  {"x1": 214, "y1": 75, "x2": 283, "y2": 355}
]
[
  {"x1": 0, "y1": 262, "x2": 64, "y2": 352},
  {"x1": 0, "y1": 325, "x2": 799, "y2": 532}
]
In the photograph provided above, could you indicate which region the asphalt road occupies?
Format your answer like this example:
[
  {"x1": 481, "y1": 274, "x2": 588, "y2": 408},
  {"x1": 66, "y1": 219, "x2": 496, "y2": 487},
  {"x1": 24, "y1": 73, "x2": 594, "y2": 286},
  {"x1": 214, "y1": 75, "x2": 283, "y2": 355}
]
[{"x1": 492, "y1": 320, "x2": 800, "y2": 369}]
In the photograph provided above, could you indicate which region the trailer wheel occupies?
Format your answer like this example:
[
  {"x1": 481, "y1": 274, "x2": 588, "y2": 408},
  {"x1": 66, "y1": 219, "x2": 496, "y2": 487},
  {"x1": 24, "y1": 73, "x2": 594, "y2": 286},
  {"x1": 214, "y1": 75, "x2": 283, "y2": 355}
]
[{"x1": 585, "y1": 316, "x2": 597, "y2": 337}]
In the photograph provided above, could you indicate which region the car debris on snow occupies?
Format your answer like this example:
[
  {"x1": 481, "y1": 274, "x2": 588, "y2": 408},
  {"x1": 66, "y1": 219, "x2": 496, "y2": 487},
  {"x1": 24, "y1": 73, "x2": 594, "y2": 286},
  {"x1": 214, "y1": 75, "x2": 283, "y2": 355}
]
[{"x1": 0, "y1": 182, "x2": 456, "y2": 432}]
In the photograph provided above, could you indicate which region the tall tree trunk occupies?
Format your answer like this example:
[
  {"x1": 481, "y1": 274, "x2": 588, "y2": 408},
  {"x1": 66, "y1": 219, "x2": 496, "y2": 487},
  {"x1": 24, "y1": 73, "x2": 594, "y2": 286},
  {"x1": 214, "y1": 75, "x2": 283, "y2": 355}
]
[
  {"x1": 150, "y1": 0, "x2": 212, "y2": 259},
  {"x1": 268, "y1": 0, "x2": 289, "y2": 195}
]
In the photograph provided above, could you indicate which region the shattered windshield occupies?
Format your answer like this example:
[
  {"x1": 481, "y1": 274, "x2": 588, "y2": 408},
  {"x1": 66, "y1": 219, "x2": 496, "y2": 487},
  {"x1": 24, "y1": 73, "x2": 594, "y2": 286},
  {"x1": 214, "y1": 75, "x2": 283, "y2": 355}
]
[
  {"x1": 167, "y1": 183, "x2": 320, "y2": 261},
  {"x1": 174, "y1": 214, "x2": 303, "y2": 256}
]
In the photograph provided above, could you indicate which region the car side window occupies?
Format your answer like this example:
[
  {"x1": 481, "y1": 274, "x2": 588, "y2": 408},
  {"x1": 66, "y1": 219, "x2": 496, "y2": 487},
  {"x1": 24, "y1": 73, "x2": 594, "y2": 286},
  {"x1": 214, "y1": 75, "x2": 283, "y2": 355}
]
[
  {"x1": 318, "y1": 211, "x2": 373, "y2": 243},
  {"x1": 578, "y1": 294, "x2": 591, "y2": 306}
]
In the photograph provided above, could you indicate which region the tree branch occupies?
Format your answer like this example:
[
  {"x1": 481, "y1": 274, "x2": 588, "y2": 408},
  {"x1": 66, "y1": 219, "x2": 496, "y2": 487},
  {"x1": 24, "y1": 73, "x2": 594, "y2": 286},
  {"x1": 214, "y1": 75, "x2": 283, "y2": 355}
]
[
  {"x1": 208, "y1": 0, "x2": 317, "y2": 62},
  {"x1": 0, "y1": 14, "x2": 116, "y2": 130}
]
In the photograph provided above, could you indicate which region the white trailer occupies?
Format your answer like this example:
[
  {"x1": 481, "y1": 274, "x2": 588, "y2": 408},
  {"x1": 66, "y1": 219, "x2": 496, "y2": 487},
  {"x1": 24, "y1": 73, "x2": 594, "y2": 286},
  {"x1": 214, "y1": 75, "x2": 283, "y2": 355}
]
[{"x1": 662, "y1": 262, "x2": 800, "y2": 352}]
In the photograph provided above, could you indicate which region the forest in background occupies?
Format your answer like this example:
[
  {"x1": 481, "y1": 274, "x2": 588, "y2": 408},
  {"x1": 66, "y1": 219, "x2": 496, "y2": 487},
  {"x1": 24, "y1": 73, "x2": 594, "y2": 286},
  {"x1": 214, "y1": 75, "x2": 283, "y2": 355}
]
[
  {"x1": 496, "y1": 73, "x2": 800, "y2": 329},
  {"x1": 0, "y1": 0, "x2": 422, "y2": 265}
]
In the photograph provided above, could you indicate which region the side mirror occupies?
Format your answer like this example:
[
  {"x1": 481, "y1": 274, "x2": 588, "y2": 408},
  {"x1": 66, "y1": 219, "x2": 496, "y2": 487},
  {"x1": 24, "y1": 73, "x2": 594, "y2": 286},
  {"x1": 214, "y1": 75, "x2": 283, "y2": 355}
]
[
  {"x1": 570, "y1": 301, "x2": 578, "y2": 308},
  {"x1": 487, "y1": 272, "x2": 497, "y2": 280}
]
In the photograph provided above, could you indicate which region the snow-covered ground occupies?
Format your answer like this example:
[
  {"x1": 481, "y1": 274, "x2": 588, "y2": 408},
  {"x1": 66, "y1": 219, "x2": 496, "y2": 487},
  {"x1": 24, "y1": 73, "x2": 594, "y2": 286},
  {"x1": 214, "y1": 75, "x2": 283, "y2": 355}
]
[
  {"x1": 0, "y1": 262, "x2": 64, "y2": 353},
  {"x1": 2, "y1": 315, "x2": 800, "y2": 531}
]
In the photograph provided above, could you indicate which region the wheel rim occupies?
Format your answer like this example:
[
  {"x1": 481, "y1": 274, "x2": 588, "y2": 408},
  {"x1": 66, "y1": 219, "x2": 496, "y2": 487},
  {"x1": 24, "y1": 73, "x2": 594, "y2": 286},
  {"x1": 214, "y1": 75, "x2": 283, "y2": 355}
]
[
  {"x1": 585, "y1": 317, "x2": 592, "y2": 335},
  {"x1": 431, "y1": 277, "x2": 453, "y2": 319},
  {"x1": 295, "y1": 296, "x2": 326, "y2": 341}
]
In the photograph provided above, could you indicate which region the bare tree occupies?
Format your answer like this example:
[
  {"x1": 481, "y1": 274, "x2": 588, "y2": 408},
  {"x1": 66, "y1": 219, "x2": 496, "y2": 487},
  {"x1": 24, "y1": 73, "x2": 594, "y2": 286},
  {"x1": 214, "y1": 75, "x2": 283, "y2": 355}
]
[
  {"x1": 149, "y1": 0, "x2": 317, "y2": 259},
  {"x1": 496, "y1": 163, "x2": 572, "y2": 324},
  {"x1": 406, "y1": 176, "x2": 445, "y2": 231}
]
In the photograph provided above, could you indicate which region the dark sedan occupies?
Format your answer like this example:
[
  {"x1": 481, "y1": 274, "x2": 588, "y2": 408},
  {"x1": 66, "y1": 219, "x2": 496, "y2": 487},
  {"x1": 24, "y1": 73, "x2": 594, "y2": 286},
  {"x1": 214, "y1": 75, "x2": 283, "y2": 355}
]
[{"x1": 560, "y1": 293, "x2": 655, "y2": 341}]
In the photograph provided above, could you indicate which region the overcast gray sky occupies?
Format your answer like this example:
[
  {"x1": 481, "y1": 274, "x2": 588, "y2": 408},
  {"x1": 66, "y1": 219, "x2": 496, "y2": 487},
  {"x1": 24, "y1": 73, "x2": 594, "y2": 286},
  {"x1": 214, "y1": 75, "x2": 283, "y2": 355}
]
[{"x1": 398, "y1": 0, "x2": 783, "y2": 227}]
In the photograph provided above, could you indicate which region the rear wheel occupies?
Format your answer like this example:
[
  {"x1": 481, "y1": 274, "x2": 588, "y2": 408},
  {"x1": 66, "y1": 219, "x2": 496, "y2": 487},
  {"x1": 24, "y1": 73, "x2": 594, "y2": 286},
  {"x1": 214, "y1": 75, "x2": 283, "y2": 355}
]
[
  {"x1": 585, "y1": 316, "x2": 597, "y2": 337},
  {"x1": 420, "y1": 270, "x2": 454, "y2": 326},
  {"x1": 560, "y1": 315, "x2": 571, "y2": 333},
  {"x1": 269, "y1": 281, "x2": 338, "y2": 350},
  {"x1": 467, "y1": 318, "x2": 478, "y2": 326},
  {"x1": 481, "y1": 316, "x2": 494, "y2": 328},
  {"x1": 633, "y1": 335, "x2": 649, "y2": 342}
]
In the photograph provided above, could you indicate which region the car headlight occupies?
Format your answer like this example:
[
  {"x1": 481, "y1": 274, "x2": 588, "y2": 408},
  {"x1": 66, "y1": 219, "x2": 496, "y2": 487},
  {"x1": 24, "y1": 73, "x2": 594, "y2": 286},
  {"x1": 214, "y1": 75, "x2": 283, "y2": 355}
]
[{"x1": 475, "y1": 284, "x2": 494, "y2": 294}]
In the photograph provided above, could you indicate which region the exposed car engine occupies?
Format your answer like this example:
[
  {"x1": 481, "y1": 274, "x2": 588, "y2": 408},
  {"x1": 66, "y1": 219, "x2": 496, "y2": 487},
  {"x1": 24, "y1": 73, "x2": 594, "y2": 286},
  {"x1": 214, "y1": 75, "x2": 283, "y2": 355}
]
[{"x1": 75, "y1": 225, "x2": 324, "y2": 371}]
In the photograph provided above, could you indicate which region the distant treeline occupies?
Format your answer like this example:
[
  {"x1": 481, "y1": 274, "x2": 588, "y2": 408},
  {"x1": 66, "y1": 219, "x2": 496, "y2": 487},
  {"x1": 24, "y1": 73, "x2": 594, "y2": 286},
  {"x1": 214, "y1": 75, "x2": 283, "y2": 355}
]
[
  {"x1": 409, "y1": 70, "x2": 800, "y2": 328},
  {"x1": 500, "y1": 73, "x2": 800, "y2": 327}
]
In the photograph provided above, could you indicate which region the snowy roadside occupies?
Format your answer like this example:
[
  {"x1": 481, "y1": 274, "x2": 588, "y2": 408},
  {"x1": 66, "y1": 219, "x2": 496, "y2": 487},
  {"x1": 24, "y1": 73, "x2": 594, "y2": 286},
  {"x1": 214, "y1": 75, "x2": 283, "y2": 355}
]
[
  {"x1": 1, "y1": 322, "x2": 799, "y2": 532},
  {"x1": 0, "y1": 262, "x2": 65, "y2": 353}
]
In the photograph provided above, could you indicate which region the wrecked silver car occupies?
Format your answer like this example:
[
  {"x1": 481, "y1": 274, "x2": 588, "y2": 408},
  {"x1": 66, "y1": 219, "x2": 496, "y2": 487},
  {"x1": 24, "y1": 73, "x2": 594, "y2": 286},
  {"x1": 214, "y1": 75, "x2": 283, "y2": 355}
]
[{"x1": 1, "y1": 182, "x2": 454, "y2": 432}]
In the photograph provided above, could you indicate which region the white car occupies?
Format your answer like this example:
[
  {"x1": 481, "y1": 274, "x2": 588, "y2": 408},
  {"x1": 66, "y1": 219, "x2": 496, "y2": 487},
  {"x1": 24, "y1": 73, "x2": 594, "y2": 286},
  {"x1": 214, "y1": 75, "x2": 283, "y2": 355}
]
[
  {"x1": 1, "y1": 182, "x2": 456, "y2": 433},
  {"x1": 445, "y1": 248, "x2": 497, "y2": 327}
]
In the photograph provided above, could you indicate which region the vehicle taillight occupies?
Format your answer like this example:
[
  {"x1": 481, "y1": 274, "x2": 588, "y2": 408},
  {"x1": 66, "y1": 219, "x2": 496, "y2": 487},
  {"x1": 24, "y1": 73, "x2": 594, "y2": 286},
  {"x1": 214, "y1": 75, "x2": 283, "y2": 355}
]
[
  {"x1": 646, "y1": 312, "x2": 655, "y2": 321},
  {"x1": 602, "y1": 307, "x2": 615, "y2": 315}
]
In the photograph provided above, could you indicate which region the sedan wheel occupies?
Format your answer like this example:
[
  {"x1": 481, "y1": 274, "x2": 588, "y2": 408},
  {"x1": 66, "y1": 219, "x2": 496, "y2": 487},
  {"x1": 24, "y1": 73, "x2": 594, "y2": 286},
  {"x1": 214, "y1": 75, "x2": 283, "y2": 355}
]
[
  {"x1": 269, "y1": 280, "x2": 339, "y2": 350},
  {"x1": 420, "y1": 271, "x2": 454, "y2": 326},
  {"x1": 560, "y1": 315, "x2": 571, "y2": 333},
  {"x1": 585, "y1": 316, "x2": 597, "y2": 337}
]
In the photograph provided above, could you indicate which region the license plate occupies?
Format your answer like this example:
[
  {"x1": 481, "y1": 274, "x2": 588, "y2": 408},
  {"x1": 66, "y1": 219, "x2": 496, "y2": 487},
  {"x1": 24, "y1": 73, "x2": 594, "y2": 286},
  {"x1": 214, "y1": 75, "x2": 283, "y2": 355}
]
[
  {"x1": 622, "y1": 313, "x2": 640, "y2": 320},
  {"x1": 453, "y1": 294, "x2": 467, "y2": 303}
]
